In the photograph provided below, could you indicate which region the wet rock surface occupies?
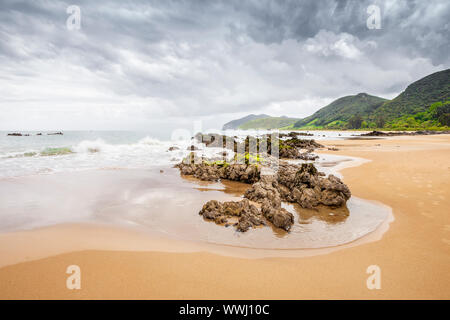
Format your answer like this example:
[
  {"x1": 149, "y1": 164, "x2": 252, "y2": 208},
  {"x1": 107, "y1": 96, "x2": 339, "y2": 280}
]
[
  {"x1": 199, "y1": 199, "x2": 266, "y2": 232},
  {"x1": 243, "y1": 162, "x2": 351, "y2": 209},
  {"x1": 176, "y1": 162, "x2": 261, "y2": 183},
  {"x1": 184, "y1": 161, "x2": 351, "y2": 232},
  {"x1": 359, "y1": 130, "x2": 450, "y2": 137},
  {"x1": 261, "y1": 199, "x2": 294, "y2": 231},
  {"x1": 187, "y1": 145, "x2": 199, "y2": 151},
  {"x1": 280, "y1": 131, "x2": 313, "y2": 138},
  {"x1": 277, "y1": 163, "x2": 351, "y2": 209},
  {"x1": 195, "y1": 132, "x2": 323, "y2": 160},
  {"x1": 177, "y1": 133, "x2": 351, "y2": 233}
]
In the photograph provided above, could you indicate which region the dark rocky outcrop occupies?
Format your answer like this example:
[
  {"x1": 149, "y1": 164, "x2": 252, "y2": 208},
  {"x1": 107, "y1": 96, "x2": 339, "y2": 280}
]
[
  {"x1": 187, "y1": 145, "x2": 199, "y2": 151},
  {"x1": 176, "y1": 162, "x2": 261, "y2": 183},
  {"x1": 282, "y1": 138, "x2": 324, "y2": 150},
  {"x1": 244, "y1": 175, "x2": 294, "y2": 231},
  {"x1": 187, "y1": 162, "x2": 351, "y2": 232},
  {"x1": 278, "y1": 146, "x2": 319, "y2": 160},
  {"x1": 244, "y1": 175, "x2": 281, "y2": 206},
  {"x1": 243, "y1": 163, "x2": 351, "y2": 209},
  {"x1": 299, "y1": 153, "x2": 320, "y2": 160},
  {"x1": 179, "y1": 133, "x2": 351, "y2": 233},
  {"x1": 195, "y1": 133, "x2": 323, "y2": 160},
  {"x1": 280, "y1": 131, "x2": 313, "y2": 138},
  {"x1": 359, "y1": 130, "x2": 450, "y2": 137},
  {"x1": 260, "y1": 199, "x2": 294, "y2": 231},
  {"x1": 199, "y1": 199, "x2": 266, "y2": 232},
  {"x1": 277, "y1": 163, "x2": 351, "y2": 208},
  {"x1": 167, "y1": 146, "x2": 180, "y2": 151}
]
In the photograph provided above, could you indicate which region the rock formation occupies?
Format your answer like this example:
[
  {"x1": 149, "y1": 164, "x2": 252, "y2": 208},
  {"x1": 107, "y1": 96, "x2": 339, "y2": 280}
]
[
  {"x1": 176, "y1": 162, "x2": 261, "y2": 183},
  {"x1": 199, "y1": 199, "x2": 266, "y2": 232}
]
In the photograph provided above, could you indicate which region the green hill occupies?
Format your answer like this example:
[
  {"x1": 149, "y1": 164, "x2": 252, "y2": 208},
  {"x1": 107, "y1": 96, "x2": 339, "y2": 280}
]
[
  {"x1": 223, "y1": 69, "x2": 450, "y2": 131},
  {"x1": 293, "y1": 69, "x2": 450, "y2": 130},
  {"x1": 222, "y1": 114, "x2": 269, "y2": 130},
  {"x1": 372, "y1": 69, "x2": 450, "y2": 121},
  {"x1": 293, "y1": 93, "x2": 387, "y2": 129},
  {"x1": 238, "y1": 116, "x2": 299, "y2": 129}
]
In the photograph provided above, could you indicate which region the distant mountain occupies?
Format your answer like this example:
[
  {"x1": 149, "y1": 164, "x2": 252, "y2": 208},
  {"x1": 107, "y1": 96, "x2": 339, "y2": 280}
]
[
  {"x1": 293, "y1": 69, "x2": 450, "y2": 129},
  {"x1": 372, "y1": 69, "x2": 450, "y2": 121},
  {"x1": 222, "y1": 114, "x2": 269, "y2": 130},
  {"x1": 238, "y1": 116, "x2": 299, "y2": 129},
  {"x1": 293, "y1": 93, "x2": 387, "y2": 128},
  {"x1": 223, "y1": 69, "x2": 450, "y2": 131}
]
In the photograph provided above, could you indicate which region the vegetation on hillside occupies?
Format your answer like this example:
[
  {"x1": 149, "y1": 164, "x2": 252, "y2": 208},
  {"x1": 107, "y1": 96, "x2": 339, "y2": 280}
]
[
  {"x1": 222, "y1": 114, "x2": 269, "y2": 130},
  {"x1": 238, "y1": 117, "x2": 299, "y2": 129},
  {"x1": 384, "y1": 101, "x2": 450, "y2": 130},
  {"x1": 372, "y1": 69, "x2": 450, "y2": 121},
  {"x1": 292, "y1": 69, "x2": 450, "y2": 131},
  {"x1": 223, "y1": 69, "x2": 450, "y2": 131},
  {"x1": 293, "y1": 93, "x2": 387, "y2": 129}
]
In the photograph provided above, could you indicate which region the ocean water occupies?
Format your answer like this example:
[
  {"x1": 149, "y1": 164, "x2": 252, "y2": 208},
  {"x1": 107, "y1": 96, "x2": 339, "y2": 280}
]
[
  {"x1": 0, "y1": 130, "x2": 361, "y2": 178},
  {"x1": 0, "y1": 130, "x2": 391, "y2": 249}
]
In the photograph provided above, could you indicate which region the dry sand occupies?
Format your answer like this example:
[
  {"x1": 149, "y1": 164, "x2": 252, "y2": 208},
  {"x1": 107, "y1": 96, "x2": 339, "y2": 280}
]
[{"x1": 0, "y1": 134, "x2": 449, "y2": 299}]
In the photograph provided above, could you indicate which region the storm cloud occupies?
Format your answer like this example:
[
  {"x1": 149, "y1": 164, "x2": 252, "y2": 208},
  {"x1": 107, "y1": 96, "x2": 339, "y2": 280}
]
[{"x1": 0, "y1": 0, "x2": 449, "y2": 132}]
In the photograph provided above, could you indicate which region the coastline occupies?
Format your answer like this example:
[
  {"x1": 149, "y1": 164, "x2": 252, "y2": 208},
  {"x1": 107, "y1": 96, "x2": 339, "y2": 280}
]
[{"x1": 0, "y1": 134, "x2": 449, "y2": 299}]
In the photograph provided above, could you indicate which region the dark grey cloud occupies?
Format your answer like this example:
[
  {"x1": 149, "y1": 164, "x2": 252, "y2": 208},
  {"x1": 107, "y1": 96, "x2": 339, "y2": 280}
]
[{"x1": 0, "y1": 0, "x2": 448, "y2": 131}]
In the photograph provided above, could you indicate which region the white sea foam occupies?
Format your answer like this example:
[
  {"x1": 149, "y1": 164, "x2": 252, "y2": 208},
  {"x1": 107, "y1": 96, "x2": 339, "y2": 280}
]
[
  {"x1": 0, "y1": 130, "x2": 360, "y2": 178},
  {"x1": 0, "y1": 134, "x2": 193, "y2": 178}
]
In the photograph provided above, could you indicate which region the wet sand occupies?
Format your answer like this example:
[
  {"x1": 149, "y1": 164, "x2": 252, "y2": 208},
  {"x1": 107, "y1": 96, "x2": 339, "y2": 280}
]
[
  {"x1": 0, "y1": 134, "x2": 449, "y2": 299},
  {"x1": 0, "y1": 164, "x2": 389, "y2": 251}
]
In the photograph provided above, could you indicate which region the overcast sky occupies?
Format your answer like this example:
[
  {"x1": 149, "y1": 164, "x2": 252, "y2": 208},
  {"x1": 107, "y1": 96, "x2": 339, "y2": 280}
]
[{"x1": 0, "y1": 0, "x2": 449, "y2": 133}]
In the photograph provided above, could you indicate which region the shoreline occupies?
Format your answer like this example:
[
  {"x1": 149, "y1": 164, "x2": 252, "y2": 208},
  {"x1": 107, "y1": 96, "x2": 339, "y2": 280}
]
[
  {"x1": 0, "y1": 151, "x2": 393, "y2": 267},
  {"x1": 0, "y1": 134, "x2": 449, "y2": 299}
]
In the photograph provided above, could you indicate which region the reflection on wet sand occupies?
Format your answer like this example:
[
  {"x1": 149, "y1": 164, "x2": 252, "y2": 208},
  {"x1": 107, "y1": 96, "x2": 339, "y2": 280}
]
[
  {"x1": 178, "y1": 164, "x2": 389, "y2": 248},
  {"x1": 294, "y1": 203, "x2": 350, "y2": 224},
  {"x1": 0, "y1": 152, "x2": 391, "y2": 250}
]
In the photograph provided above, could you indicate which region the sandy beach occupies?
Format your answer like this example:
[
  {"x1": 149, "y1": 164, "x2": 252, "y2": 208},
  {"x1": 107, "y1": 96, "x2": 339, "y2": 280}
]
[{"x1": 0, "y1": 134, "x2": 449, "y2": 299}]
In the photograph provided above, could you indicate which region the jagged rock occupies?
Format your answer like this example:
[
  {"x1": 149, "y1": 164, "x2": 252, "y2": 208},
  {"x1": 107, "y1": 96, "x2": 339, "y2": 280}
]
[
  {"x1": 199, "y1": 199, "x2": 265, "y2": 232},
  {"x1": 279, "y1": 146, "x2": 301, "y2": 159},
  {"x1": 260, "y1": 199, "x2": 294, "y2": 231},
  {"x1": 168, "y1": 146, "x2": 180, "y2": 151},
  {"x1": 299, "y1": 153, "x2": 319, "y2": 160},
  {"x1": 283, "y1": 138, "x2": 324, "y2": 149},
  {"x1": 195, "y1": 162, "x2": 350, "y2": 233},
  {"x1": 195, "y1": 133, "x2": 322, "y2": 160},
  {"x1": 176, "y1": 162, "x2": 260, "y2": 183},
  {"x1": 280, "y1": 131, "x2": 313, "y2": 138},
  {"x1": 187, "y1": 145, "x2": 199, "y2": 151},
  {"x1": 277, "y1": 163, "x2": 351, "y2": 208},
  {"x1": 244, "y1": 175, "x2": 281, "y2": 207}
]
